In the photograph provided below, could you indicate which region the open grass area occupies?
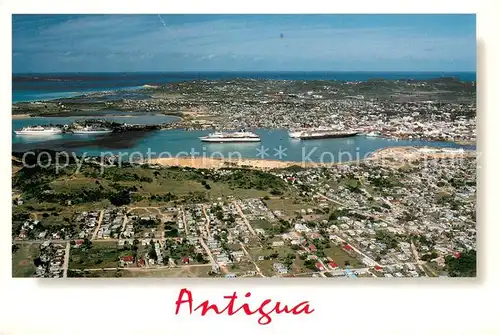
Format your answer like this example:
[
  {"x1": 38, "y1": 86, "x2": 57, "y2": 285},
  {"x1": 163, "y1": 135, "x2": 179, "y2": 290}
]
[
  {"x1": 121, "y1": 265, "x2": 214, "y2": 278},
  {"x1": 323, "y1": 243, "x2": 363, "y2": 268},
  {"x1": 67, "y1": 269, "x2": 123, "y2": 278},
  {"x1": 263, "y1": 198, "x2": 312, "y2": 217},
  {"x1": 69, "y1": 242, "x2": 132, "y2": 269},
  {"x1": 250, "y1": 219, "x2": 273, "y2": 230},
  {"x1": 247, "y1": 245, "x2": 295, "y2": 259},
  {"x1": 226, "y1": 260, "x2": 257, "y2": 275},
  {"x1": 14, "y1": 163, "x2": 295, "y2": 209},
  {"x1": 12, "y1": 244, "x2": 39, "y2": 277},
  {"x1": 247, "y1": 245, "x2": 298, "y2": 276},
  {"x1": 289, "y1": 258, "x2": 314, "y2": 275}
]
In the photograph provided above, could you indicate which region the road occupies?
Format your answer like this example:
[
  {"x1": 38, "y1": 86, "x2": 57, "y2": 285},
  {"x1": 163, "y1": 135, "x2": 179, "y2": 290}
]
[
  {"x1": 240, "y1": 243, "x2": 265, "y2": 278},
  {"x1": 91, "y1": 210, "x2": 104, "y2": 240},
  {"x1": 62, "y1": 242, "x2": 70, "y2": 278},
  {"x1": 198, "y1": 237, "x2": 216, "y2": 266},
  {"x1": 333, "y1": 234, "x2": 383, "y2": 268},
  {"x1": 201, "y1": 205, "x2": 210, "y2": 236},
  {"x1": 232, "y1": 201, "x2": 256, "y2": 236},
  {"x1": 181, "y1": 207, "x2": 189, "y2": 236},
  {"x1": 410, "y1": 241, "x2": 427, "y2": 275},
  {"x1": 318, "y1": 192, "x2": 386, "y2": 268},
  {"x1": 316, "y1": 258, "x2": 328, "y2": 277}
]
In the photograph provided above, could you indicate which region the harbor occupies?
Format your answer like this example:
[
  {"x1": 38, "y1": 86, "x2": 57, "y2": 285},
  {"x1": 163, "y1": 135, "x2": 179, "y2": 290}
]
[{"x1": 11, "y1": 126, "x2": 474, "y2": 163}]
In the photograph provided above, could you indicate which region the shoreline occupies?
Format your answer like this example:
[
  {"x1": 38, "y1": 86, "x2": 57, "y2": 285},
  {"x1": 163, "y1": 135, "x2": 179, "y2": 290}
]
[
  {"x1": 149, "y1": 157, "x2": 326, "y2": 170},
  {"x1": 10, "y1": 114, "x2": 475, "y2": 147},
  {"x1": 148, "y1": 146, "x2": 474, "y2": 170},
  {"x1": 12, "y1": 114, "x2": 31, "y2": 119}
]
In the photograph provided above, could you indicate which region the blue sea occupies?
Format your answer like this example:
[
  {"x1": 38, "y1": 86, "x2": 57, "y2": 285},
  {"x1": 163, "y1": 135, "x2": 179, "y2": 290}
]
[{"x1": 12, "y1": 71, "x2": 476, "y2": 103}]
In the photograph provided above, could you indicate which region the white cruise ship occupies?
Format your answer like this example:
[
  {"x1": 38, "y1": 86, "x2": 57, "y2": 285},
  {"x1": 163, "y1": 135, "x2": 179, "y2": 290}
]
[
  {"x1": 200, "y1": 129, "x2": 260, "y2": 143},
  {"x1": 72, "y1": 125, "x2": 113, "y2": 134},
  {"x1": 14, "y1": 126, "x2": 63, "y2": 135}
]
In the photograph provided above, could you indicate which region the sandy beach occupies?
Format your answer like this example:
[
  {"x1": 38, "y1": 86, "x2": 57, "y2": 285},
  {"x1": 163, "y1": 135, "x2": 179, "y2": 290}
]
[
  {"x1": 149, "y1": 146, "x2": 474, "y2": 170},
  {"x1": 12, "y1": 114, "x2": 31, "y2": 119},
  {"x1": 149, "y1": 157, "x2": 330, "y2": 170}
]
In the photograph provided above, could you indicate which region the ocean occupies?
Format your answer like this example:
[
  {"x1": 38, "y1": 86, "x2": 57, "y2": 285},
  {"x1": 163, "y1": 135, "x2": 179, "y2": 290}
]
[{"x1": 12, "y1": 71, "x2": 476, "y2": 103}]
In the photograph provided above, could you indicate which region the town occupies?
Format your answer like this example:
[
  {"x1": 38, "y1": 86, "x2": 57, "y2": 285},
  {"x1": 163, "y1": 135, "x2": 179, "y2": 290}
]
[
  {"x1": 12, "y1": 148, "x2": 476, "y2": 278},
  {"x1": 12, "y1": 77, "x2": 476, "y2": 144}
]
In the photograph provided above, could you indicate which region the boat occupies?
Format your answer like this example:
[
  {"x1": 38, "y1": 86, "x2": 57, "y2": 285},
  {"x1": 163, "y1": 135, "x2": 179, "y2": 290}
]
[
  {"x1": 72, "y1": 125, "x2": 113, "y2": 134},
  {"x1": 200, "y1": 129, "x2": 261, "y2": 143},
  {"x1": 288, "y1": 127, "x2": 358, "y2": 140},
  {"x1": 14, "y1": 126, "x2": 63, "y2": 135}
]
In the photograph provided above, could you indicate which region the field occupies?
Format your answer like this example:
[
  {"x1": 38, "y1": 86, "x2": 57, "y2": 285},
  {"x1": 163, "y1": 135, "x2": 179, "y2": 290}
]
[
  {"x1": 69, "y1": 241, "x2": 131, "y2": 269},
  {"x1": 263, "y1": 198, "x2": 314, "y2": 218},
  {"x1": 323, "y1": 243, "x2": 363, "y2": 268},
  {"x1": 247, "y1": 245, "x2": 298, "y2": 276},
  {"x1": 12, "y1": 244, "x2": 39, "y2": 277},
  {"x1": 121, "y1": 265, "x2": 214, "y2": 278},
  {"x1": 13, "y1": 162, "x2": 295, "y2": 210},
  {"x1": 225, "y1": 260, "x2": 258, "y2": 276}
]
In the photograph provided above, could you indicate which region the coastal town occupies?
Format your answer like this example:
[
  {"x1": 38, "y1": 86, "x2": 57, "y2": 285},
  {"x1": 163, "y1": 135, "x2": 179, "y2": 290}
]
[
  {"x1": 12, "y1": 77, "x2": 476, "y2": 145},
  {"x1": 12, "y1": 145, "x2": 476, "y2": 278},
  {"x1": 11, "y1": 75, "x2": 477, "y2": 279}
]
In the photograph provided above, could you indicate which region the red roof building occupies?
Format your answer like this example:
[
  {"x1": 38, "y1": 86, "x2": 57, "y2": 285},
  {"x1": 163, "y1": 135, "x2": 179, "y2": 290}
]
[
  {"x1": 328, "y1": 261, "x2": 338, "y2": 269},
  {"x1": 120, "y1": 255, "x2": 134, "y2": 263},
  {"x1": 375, "y1": 265, "x2": 383, "y2": 271},
  {"x1": 343, "y1": 244, "x2": 353, "y2": 251},
  {"x1": 137, "y1": 258, "x2": 145, "y2": 267},
  {"x1": 315, "y1": 262, "x2": 325, "y2": 271},
  {"x1": 183, "y1": 257, "x2": 190, "y2": 264},
  {"x1": 454, "y1": 252, "x2": 461, "y2": 259},
  {"x1": 75, "y1": 239, "x2": 84, "y2": 246},
  {"x1": 309, "y1": 244, "x2": 317, "y2": 252}
]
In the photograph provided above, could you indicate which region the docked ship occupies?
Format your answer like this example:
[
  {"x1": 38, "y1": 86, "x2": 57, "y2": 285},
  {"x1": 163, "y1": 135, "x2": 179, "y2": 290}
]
[
  {"x1": 14, "y1": 126, "x2": 63, "y2": 135},
  {"x1": 72, "y1": 125, "x2": 113, "y2": 134},
  {"x1": 200, "y1": 129, "x2": 261, "y2": 143},
  {"x1": 288, "y1": 127, "x2": 358, "y2": 140}
]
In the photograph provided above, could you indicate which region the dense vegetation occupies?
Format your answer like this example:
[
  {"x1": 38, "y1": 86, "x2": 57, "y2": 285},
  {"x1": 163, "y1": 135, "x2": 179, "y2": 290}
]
[
  {"x1": 12, "y1": 156, "x2": 293, "y2": 209},
  {"x1": 445, "y1": 249, "x2": 476, "y2": 277}
]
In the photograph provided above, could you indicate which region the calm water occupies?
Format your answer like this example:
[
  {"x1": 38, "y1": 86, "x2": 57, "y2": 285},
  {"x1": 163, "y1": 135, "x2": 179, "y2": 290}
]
[
  {"x1": 13, "y1": 71, "x2": 477, "y2": 102},
  {"x1": 11, "y1": 123, "x2": 475, "y2": 163}
]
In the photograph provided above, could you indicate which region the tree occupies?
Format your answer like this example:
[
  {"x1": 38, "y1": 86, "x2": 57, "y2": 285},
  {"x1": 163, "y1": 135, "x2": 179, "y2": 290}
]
[
  {"x1": 82, "y1": 238, "x2": 92, "y2": 249},
  {"x1": 195, "y1": 253, "x2": 205, "y2": 263},
  {"x1": 33, "y1": 257, "x2": 43, "y2": 267},
  {"x1": 445, "y1": 250, "x2": 476, "y2": 277}
]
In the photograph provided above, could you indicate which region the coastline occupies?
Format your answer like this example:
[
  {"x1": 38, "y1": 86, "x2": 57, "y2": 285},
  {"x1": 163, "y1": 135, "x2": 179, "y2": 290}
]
[
  {"x1": 12, "y1": 114, "x2": 31, "y2": 119},
  {"x1": 149, "y1": 157, "x2": 325, "y2": 170},
  {"x1": 148, "y1": 146, "x2": 474, "y2": 171}
]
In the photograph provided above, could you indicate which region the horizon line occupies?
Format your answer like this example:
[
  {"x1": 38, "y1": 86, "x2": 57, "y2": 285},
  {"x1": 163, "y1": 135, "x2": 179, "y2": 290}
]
[{"x1": 12, "y1": 70, "x2": 477, "y2": 75}]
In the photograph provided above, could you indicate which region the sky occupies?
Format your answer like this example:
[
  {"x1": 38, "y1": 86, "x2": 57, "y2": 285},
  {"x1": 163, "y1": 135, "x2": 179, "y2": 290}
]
[{"x1": 12, "y1": 14, "x2": 476, "y2": 73}]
